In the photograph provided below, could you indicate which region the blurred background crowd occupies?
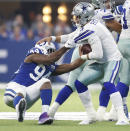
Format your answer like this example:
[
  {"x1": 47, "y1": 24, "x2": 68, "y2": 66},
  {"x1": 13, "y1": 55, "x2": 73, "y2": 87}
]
[
  {"x1": 0, "y1": 0, "x2": 77, "y2": 43},
  {"x1": 0, "y1": 0, "x2": 125, "y2": 83}
]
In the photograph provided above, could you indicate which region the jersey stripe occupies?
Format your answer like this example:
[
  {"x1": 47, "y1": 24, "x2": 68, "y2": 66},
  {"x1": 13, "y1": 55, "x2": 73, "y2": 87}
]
[
  {"x1": 74, "y1": 31, "x2": 94, "y2": 43},
  {"x1": 102, "y1": 15, "x2": 114, "y2": 20},
  {"x1": 74, "y1": 30, "x2": 90, "y2": 41}
]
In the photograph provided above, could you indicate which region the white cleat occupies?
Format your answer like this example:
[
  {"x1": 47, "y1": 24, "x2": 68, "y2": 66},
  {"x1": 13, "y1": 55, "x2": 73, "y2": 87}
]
[
  {"x1": 106, "y1": 105, "x2": 117, "y2": 121},
  {"x1": 116, "y1": 120, "x2": 130, "y2": 125},
  {"x1": 79, "y1": 119, "x2": 96, "y2": 125},
  {"x1": 16, "y1": 98, "x2": 26, "y2": 122},
  {"x1": 79, "y1": 113, "x2": 96, "y2": 125}
]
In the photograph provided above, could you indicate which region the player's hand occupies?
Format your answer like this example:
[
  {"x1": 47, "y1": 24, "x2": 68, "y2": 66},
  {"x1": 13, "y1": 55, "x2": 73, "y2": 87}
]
[
  {"x1": 64, "y1": 39, "x2": 75, "y2": 49},
  {"x1": 79, "y1": 46, "x2": 83, "y2": 56},
  {"x1": 36, "y1": 37, "x2": 52, "y2": 45}
]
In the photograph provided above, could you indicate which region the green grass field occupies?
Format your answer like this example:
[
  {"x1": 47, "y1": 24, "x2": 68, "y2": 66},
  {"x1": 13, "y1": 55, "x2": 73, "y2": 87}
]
[{"x1": 0, "y1": 89, "x2": 130, "y2": 131}]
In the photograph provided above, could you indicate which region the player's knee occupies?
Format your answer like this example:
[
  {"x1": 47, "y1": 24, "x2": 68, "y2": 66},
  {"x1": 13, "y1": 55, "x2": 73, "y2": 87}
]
[
  {"x1": 4, "y1": 95, "x2": 14, "y2": 108},
  {"x1": 40, "y1": 81, "x2": 52, "y2": 90}
]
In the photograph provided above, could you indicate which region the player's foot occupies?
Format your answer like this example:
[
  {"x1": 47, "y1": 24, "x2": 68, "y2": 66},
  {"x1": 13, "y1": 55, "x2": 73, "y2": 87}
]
[
  {"x1": 16, "y1": 98, "x2": 26, "y2": 122},
  {"x1": 116, "y1": 120, "x2": 129, "y2": 125},
  {"x1": 116, "y1": 106, "x2": 130, "y2": 125},
  {"x1": 79, "y1": 118, "x2": 96, "y2": 125},
  {"x1": 79, "y1": 113, "x2": 96, "y2": 125},
  {"x1": 107, "y1": 105, "x2": 117, "y2": 121},
  {"x1": 38, "y1": 112, "x2": 53, "y2": 125}
]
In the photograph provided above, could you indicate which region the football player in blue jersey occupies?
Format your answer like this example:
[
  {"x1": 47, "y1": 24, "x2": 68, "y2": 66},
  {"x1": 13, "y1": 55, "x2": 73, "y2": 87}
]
[{"x1": 4, "y1": 42, "x2": 85, "y2": 124}]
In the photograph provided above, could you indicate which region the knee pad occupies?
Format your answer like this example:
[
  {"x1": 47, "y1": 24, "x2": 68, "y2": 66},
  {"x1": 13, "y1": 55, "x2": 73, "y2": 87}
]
[{"x1": 4, "y1": 95, "x2": 14, "y2": 108}]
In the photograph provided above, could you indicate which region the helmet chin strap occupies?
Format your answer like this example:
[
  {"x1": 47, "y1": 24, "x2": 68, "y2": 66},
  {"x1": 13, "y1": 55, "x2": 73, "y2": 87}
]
[{"x1": 76, "y1": 23, "x2": 82, "y2": 28}]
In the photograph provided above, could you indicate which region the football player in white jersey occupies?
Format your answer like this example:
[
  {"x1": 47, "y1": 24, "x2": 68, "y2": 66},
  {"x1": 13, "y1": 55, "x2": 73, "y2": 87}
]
[
  {"x1": 37, "y1": 2, "x2": 129, "y2": 125},
  {"x1": 4, "y1": 42, "x2": 85, "y2": 124},
  {"x1": 92, "y1": 0, "x2": 122, "y2": 34},
  {"x1": 92, "y1": 0, "x2": 130, "y2": 121},
  {"x1": 117, "y1": 0, "x2": 130, "y2": 119}
]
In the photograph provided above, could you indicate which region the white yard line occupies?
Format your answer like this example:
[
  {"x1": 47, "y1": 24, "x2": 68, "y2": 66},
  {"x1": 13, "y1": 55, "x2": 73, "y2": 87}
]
[{"x1": 0, "y1": 112, "x2": 130, "y2": 121}]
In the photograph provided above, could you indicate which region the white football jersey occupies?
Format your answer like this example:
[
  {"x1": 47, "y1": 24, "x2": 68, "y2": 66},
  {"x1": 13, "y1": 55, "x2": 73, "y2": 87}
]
[
  {"x1": 93, "y1": 9, "x2": 114, "y2": 26},
  {"x1": 120, "y1": 0, "x2": 130, "y2": 39},
  {"x1": 64, "y1": 20, "x2": 122, "y2": 63}
]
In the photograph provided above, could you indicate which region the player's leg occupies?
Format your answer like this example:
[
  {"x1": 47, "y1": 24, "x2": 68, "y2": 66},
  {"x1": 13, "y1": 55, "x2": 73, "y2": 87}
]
[
  {"x1": 107, "y1": 58, "x2": 130, "y2": 121},
  {"x1": 48, "y1": 47, "x2": 88, "y2": 118},
  {"x1": 103, "y1": 60, "x2": 129, "y2": 125},
  {"x1": 117, "y1": 40, "x2": 130, "y2": 117},
  {"x1": 4, "y1": 82, "x2": 26, "y2": 122},
  {"x1": 25, "y1": 77, "x2": 52, "y2": 124},
  {"x1": 75, "y1": 63, "x2": 103, "y2": 125}
]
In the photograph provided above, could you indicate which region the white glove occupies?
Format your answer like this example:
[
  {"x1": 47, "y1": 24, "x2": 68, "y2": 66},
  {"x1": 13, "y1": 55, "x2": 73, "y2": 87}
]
[{"x1": 64, "y1": 39, "x2": 76, "y2": 48}]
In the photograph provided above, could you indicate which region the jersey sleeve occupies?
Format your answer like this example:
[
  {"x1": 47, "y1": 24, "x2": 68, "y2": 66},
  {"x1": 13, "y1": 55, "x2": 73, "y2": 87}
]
[
  {"x1": 114, "y1": 5, "x2": 123, "y2": 16},
  {"x1": 74, "y1": 30, "x2": 95, "y2": 43},
  {"x1": 60, "y1": 31, "x2": 76, "y2": 43},
  {"x1": 102, "y1": 10, "x2": 115, "y2": 21}
]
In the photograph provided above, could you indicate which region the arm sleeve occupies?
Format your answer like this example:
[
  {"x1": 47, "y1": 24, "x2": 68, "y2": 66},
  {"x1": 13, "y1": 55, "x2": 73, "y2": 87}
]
[
  {"x1": 102, "y1": 11, "x2": 115, "y2": 21},
  {"x1": 60, "y1": 31, "x2": 76, "y2": 43},
  {"x1": 88, "y1": 33, "x2": 103, "y2": 60}
]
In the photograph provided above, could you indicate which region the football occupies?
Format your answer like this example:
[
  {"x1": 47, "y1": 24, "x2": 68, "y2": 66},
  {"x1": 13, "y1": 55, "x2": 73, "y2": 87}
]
[{"x1": 81, "y1": 44, "x2": 92, "y2": 54}]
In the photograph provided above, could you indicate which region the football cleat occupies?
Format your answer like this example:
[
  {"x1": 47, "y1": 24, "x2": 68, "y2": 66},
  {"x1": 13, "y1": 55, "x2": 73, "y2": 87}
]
[
  {"x1": 106, "y1": 105, "x2": 117, "y2": 121},
  {"x1": 38, "y1": 112, "x2": 53, "y2": 125},
  {"x1": 79, "y1": 112, "x2": 96, "y2": 125},
  {"x1": 79, "y1": 118, "x2": 96, "y2": 125},
  {"x1": 16, "y1": 98, "x2": 26, "y2": 122},
  {"x1": 116, "y1": 120, "x2": 130, "y2": 125}
]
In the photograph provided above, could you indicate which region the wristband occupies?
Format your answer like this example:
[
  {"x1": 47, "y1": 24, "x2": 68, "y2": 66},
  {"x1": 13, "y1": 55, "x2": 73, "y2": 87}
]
[
  {"x1": 81, "y1": 54, "x2": 89, "y2": 60},
  {"x1": 51, "y1": 36, "x2": 56, "y2": 42}
]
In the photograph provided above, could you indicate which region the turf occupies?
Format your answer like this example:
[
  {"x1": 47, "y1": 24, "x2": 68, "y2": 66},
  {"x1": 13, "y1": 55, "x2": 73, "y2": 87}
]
[
  {"x1": 0, "y1": 120, "x2": 130, "y2": 131},
  {"x1": 0, "y1": 89, "x2": 130, "y2": 131}
]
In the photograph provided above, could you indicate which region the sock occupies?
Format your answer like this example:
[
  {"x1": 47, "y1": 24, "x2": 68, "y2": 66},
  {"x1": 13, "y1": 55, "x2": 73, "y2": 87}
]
[
  {"x1": 116, "y1": 82, "x2": 129, "y2": 98},
  {"x1": 99, "y1": 87, "x2": 110, "y2": 107},
  {"x1": 40, "y1": 89, "x2": 52, "y2": 112},
  {"x1": 42, "y1": 105, "x2": 49, "y2": 113},
  {"x1": 75, "y1": 80, "x2": 96, "y2": 115},
  {"x1": 55, "y1": 85, "x2": 73, "y2": 105},
  {"x1": 48, "y1": 102, "x2": 60, "y2": 118},
  {"x1": 103, "y1": 82, "x2": 122, "y2": 107},
  {"x1": 103, "y1": 82, "x2": 118, "y2": 95},
  {"x1": 13, "y1": 95, "x2": 23, "y2": 108}
]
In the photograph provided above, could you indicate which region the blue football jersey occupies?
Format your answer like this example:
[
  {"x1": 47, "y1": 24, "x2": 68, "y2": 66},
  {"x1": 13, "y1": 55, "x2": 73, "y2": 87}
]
[{"x1": 12, "y1": 47, "x2": 57, "y2": 87}]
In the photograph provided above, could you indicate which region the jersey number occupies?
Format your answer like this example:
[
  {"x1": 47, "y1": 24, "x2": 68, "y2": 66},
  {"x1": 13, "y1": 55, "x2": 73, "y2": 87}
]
[
  {"x1": 30, "y1": 65, "x2": 46, "y2": 81},
  {"x1": 123, "y1": 8, "x2": 128, "y2": 29}
]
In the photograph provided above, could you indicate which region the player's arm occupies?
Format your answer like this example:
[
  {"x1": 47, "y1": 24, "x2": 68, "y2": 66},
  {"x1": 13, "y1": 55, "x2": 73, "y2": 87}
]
[
  {"x1": 102, "y1": 11, "x2": 122, "y2": 33},
  {"x1": 52, "y1": 58, "x2": 85, "y2": 75},
  {"x1": 52, "y1": 46, "x2": 85, "y2": 75},
  {"x1": 24, "y1": 47, "x2": 69, "y2": 65},
  {"x1": 80, "y1": 33, "x2": 103, "y2": 60},
  {"x1": 36, "y1": 32, "x2": 75, "y2": 45},
  {"x1": 105, "y1": 19, "x2": 122, "y2": 34}
]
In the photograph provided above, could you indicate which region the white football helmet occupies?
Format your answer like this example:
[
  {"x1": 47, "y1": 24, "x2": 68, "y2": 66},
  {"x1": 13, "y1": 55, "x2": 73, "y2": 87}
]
[
  {"x1": 35, "y1": 42, "x2": 56, "y2": 55},
  {"x1": 71, "y1": 2, "x2": 95, "y2": 27}
]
